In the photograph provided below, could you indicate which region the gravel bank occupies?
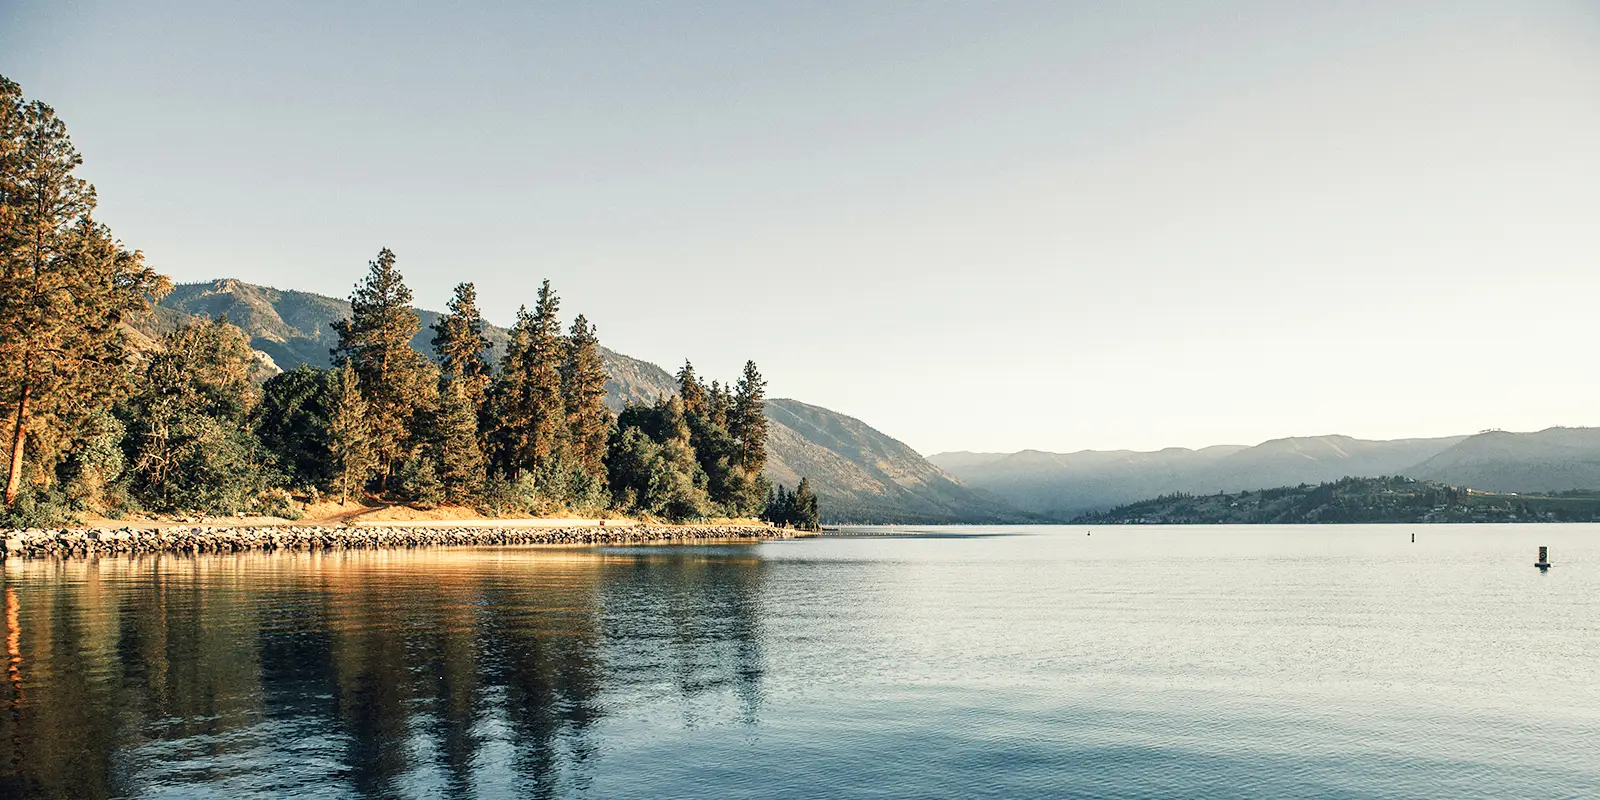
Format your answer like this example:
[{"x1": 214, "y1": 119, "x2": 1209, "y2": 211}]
[{"x1": 0, "y1": 524, "x2": 796, "y2": 559}]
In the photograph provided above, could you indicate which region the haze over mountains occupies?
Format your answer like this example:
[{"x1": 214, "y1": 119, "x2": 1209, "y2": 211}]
[
  {"x1": 154, "y1": 280, "x2": 1028, "y2": 524},
  {"x1": 932, "y1": 430, "x2": 1600, "y2": 520}
]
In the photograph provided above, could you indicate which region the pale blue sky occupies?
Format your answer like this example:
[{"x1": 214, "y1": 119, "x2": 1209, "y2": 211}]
[{"x1": 5, "y1": 2, "x2": 1599, "y2": 454}]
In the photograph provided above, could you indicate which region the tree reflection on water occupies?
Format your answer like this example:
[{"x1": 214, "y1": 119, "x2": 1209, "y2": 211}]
[{"x1": 0, "y1": 546, "x2": 768, "y2": 799}]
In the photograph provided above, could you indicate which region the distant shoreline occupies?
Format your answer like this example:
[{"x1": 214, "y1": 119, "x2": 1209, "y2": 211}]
[{"x1": 0, "y1": 523, "x2": 806, "y2": 560}]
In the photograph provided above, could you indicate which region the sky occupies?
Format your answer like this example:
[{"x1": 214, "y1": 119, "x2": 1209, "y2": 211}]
[{"x1": 4, "y1": 1, "x2": 1599, "y2": 456}]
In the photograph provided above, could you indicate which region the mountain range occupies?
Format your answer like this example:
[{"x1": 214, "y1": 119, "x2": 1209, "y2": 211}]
[
  {"x1": 932, "y1": 429, "x2": 1600, "y2": 520},
  {"x1": 150, "y1": 279, "x2": 1029, "y2": 524},
  {"x1": 146, "y1": 279, "x2": 1600, "y2": 525}
]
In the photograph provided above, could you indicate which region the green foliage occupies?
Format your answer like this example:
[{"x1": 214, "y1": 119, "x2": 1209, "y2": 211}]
[
  {"x1": 606, "y1": 399, "x2": 713, "y2": 521},
  {"x1": 126, "y1": 319, "x2": 278, "y2": 513},
  {"x1": 0, "y1": 73, "x2": 170, "y2": 506},
  {"x1": 677, "y1": 361, "x2": 707, "y2": 417},
  {"x1": 1070, "y1": 475, "x2": 1598, "y2": 524},
  {"x1": 58, "y1": 407, "x2": 129, "y2": 513},
  {"x1": 0, "y1": 486, "x2": 76, "y2": 528},
  {"x1": 330, "y1": 248, "x2": 437, "y2": 484},
  {"x1": 430, "y1": 281, "x2": 493, "y2": 405},
  {"x1": 433, "y1": 376, "x2": 486, "y2": 504},
  {"x1": 731, "y1": 360, "x2": 768, "y2": 476},
  {"x1": 561, "y1": 314, "x2": 612, "y2": 485},
  {"x1": 763, "y1": 477, "x2": 820, "y2": 530},
  {"x1": 256, "y1": 365, "x2": 335, "y2": 489},
  {"x1": 485, "y1": 280, "x2": 566, "y2": 484},
  {"x1": 396, "y1": 453, "x2": 444, "y2": 510},
  {"x1": 0, "y1": 73, "x2": 788, "y2": 523},
  {"x1": 670, "y1": 361, "x2": 768, "y2": 517},
  {"x1": 327, "y1": 363, "x2": 377, "y2": 503}
]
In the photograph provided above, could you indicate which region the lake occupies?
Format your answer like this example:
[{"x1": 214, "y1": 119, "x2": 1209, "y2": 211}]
[{"x1": 1, "y1": 525, "x2": 1596, "y2": 799}]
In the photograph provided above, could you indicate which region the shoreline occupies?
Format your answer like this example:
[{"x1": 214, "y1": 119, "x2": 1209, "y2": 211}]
[{"x1": 0, "y1": 523, "x2": 806, "y2": 560}]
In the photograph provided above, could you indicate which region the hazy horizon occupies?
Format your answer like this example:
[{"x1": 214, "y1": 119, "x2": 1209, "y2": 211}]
[{"x1": 6, "y1": 1, "x2": 1598, "y2": 455}]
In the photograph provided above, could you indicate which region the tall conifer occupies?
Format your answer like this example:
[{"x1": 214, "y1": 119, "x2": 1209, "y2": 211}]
[
  {"x1": 430, "y1": 282, "x2": 492, "y2": 406},
  {"x1": 561, "y1": 314, "x2": 611, "y2": 483},
  {"x1": 485, "y1": 280, "x2": 566, "y2": 484},
  {"x1": 791, "y1": 477, "x2": 820, "y2": 530},
  {"x1": 433, "y1": 376, "x2": 484, "y2": 504},
  {"x1": 731, "y1": 360, "x2": 769, "y2": 475},
  {"x1": 677, "y1": 361, "x2": 707, "y2": 417},
  {"x1": 327, "y1": 363, "x2": 376, "y2": 503},
  {"x1": 330, "y1": 248, "x2": 435, "y2": 486},
  {"x1": 486, "y1": 305, "x2": 534, "y2": 477},
  {"x1": 0, "y1": 77, "x2": 167, "y2": 505}
]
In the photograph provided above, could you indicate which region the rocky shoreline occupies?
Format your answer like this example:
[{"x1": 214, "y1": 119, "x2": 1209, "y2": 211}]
[{"x1": 0, "y1": 524, "x2": 798, "y2": 559}]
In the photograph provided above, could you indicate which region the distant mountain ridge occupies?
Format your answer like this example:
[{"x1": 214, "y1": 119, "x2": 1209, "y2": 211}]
[
  {"x1": 1407, "y1": 428, "x2": 1600, "y2": 492},
  {"x1": 933, "y1": 429, "x2": 1600, "y2": 520},
  {"x1": 154, "y1": 279, "x2": 1023, "y2": 524},
  {"x1": 934, "y1": 432, "x2": 1555, "y2": 518}
]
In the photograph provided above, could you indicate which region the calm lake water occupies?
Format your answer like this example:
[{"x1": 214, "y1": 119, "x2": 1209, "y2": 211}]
[{"x1": 1, "y1": 525, "x2": 1596, "y2": 799}]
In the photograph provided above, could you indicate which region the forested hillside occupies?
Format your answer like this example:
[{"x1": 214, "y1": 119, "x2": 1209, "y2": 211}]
[
  {"x1": 153, "y1": 279, "x2": 1015, "y2": 523},
  {"x1": 1073, "y1": 476, "x2": 1600, "y2": 525}
]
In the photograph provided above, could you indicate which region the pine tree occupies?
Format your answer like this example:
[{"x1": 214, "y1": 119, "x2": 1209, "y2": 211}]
[
  {"x1": 607, "y1": 397, "x2": 711, "y2": 520},
  {"x1": 330, "y1": 248, "x2": 436, "y2": 487},
  {"x1": 792, "y1": 477, "x2": 820, "y2": 530},
  {"x1": 485, "y1": 304, "x2": 531, "y2": 477},
  {"x1": 731, "y1": 360, "x2": 769, "y2": 475},
  {"x1": 327, "y1": 363, "x2": 376, "y2": 504},
  {"x1": 0, "y1": 76, "x2": 169, "y2": 506},
  {"x1": 484, "y1": 280, "x2": 565, "y2": 486},
  {"x1": 763, "y1": 484, "x2": 790, "y2": 526},
  {"x1": 707, "y1": 381, "x2": 731, "y2": 430},
  {"x1": 677, "y1": 361, "x2": 707, "y2": 417},
  {"x1": 561, "y1": 314, "x2": 611, "y2": 483},
  {"x1": 430, "y1": 282, "x2": 493, "y2": 407},
  {"x1": 433, "y1": 376, "x2": 485, "y2": 504}
]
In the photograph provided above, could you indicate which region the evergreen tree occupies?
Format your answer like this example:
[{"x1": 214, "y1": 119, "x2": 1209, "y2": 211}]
[
  {"x1": 791, "y1": 477, "x2": 820, "y2": 530},
  {"x1": 731, "y1": 360, "x2": 769, "y2": 475},
  {"x1": 707, "y1": 381, "x2": 731, "y2": 430},
  {"x1": 430, "y1": 281, "x2": 493, "y2": 407},
  {"x1": 433, "y1": 376, "x2": 485, "y2": 504},
  {"x1": 485, "y1": 280, "x2": 565, "y2": 485},
  {"x1": 127, "y1": 318, "x2": 274, "y2": 512},
  {"x1": 607, "y1": 397, "x2": 711, "y2": 520},
  {"x1": 760, "y1": 480, "x2": 819, "y2": 529},
  {"x1": 763, "y1": 484, "x2": 790, "y2": 526},
  {"x1": 255, "y1": 365, "x2": 336, "y2": 489},
  {"x1": 605, "y1": 426, "x2": 664, "y2": 513},
  {"x1": 0, "y1": 76, "x2": 168, "y2": 506},
  {"x1": 485, "y1": 305, "x2": 534, "y2": 477},
  {"x1": 677, "y1": 361, "x2": 707, "y2": 417},
  {"x1": 327, "y1": 363, "x2": 376, "y2": 504},
  {"x1": 330, "y1": 248, "x2": 436, "y2": 487},
  {"x1": 561, "y1": 314, "x2": 611, "y2": 484}
]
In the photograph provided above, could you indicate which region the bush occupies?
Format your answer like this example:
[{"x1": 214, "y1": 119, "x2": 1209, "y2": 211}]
[
  {"x1": 0, "y1": 489, "x2": 78, "y2": 529},
  {"x1": 396, "y1": 455, "x2": 444, "y2": 509}
]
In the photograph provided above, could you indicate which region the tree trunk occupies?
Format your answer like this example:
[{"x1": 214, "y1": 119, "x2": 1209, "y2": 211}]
[{"x1": 4, "y1": 384, "x2": 29, "y2": 507}]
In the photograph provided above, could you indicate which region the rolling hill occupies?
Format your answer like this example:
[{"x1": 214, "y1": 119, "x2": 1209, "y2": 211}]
[
  {"x1": 933, "y1": 429, "x2": 1600, "y2": 519},
  {"x1": 153, "y1": 279, "x2": 1022, "y2": 523},
  {"x1": 932, "y1": 434, "x2": 1469, "y2": 519},
  {"x1": 1406, "y1": 428, "x2": 1600, "y2": 492}
]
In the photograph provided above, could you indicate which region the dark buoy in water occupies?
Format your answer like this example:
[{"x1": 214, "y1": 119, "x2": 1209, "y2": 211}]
[{"x1": 1535, "y1": 546, "x2": 1551, "y2": 571}]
